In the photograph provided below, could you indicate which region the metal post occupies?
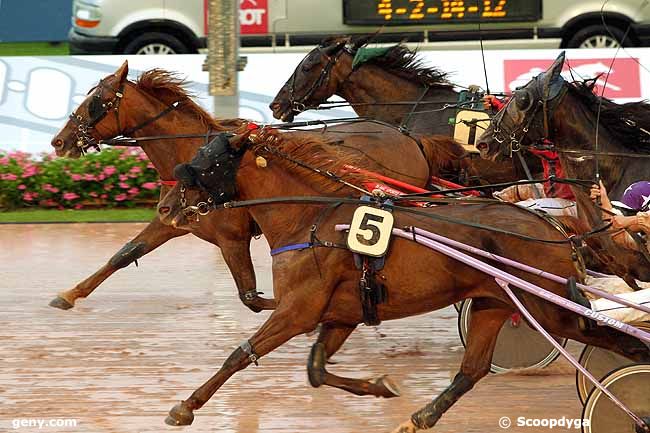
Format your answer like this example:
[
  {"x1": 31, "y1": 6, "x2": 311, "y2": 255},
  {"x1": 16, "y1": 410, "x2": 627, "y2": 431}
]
[{"x1": 207, "y1": 0, "x2": 239, "y2": 118}]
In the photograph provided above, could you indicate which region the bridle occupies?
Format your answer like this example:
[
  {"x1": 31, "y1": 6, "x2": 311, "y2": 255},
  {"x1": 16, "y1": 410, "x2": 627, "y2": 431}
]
[
  {"x1": 287, "y1": 44, "x2": 354, "y2": 115},
  {"x1": 67, "y1": 77, "x2": 186, "y2": 153},
  {"x1": 491, "y1": 75, "x2": 567, "y2": 155},
  {"x1": 179, "y1": 184, "x2": 214, "y2": 220},
  {"x1": 69, "y1": 77, "x2": 126, "y2": 152}
]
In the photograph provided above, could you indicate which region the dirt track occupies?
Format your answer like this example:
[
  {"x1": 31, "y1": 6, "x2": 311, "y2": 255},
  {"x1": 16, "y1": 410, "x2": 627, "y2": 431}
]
[{"x1": 0, "y1": 223, "x2": 586, "y2": 433}]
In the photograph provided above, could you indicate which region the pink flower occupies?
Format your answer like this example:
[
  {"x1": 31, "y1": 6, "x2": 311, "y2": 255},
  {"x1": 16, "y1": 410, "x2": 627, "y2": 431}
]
[
  {"x1": 1, "y1": 173, "x2": 17, "y2": 181},
  {"x1": 42, "y1": 184, "x2": 59, "y2": 193},
  {"x1": 100, "y1": 194, "x2": 108, "y2": 199},
  {"x1": 127, "y1": 187, "x2": 139, "y2": 195},
  {"x1": 129, "y1": 166, "x2": 142, "y2": 174},
  {"x1": 22, "y1": 192, "x2": 35, "y2": 201},
  {"x1": 103, "y1": 166, "x2": 117, "y2": 176},
  {"x1": 103, "y1": 184, "x2": 113, "y2": 191},
  {"x1": 119, "y1": 182, "x2": 130, "y2": 189},
  {"x1": 17, "y1": 184, "x2": 26, "y2": 190},
  {"x1": 0, "y1": 157, "x2": 9, "y2": 165},
  {"x1": 21, "y1": 164, "x2": 38, "y2": 178},
  {"x1": 95, "y1": 162, "x2": 101, "y2": 168},
  {"x1": 98, "y1": 174, "x2": 106, "y2": 181},
  {"x1": 83, "y1": 173, "x2": 96, "y2": 181},
  {"x1": 74, "y1": 204, "x2": 84, "y2": 209},
  {"x1": 114, "y1": 193, "x2": 127, "y2": 201},
  {"x1": 89, "y1": 192, "x2": 98, "y2": 198},
  {"x1": 70, "y1": 173, "x2": 82, "y2": 181},
  {"x1": 146, "y1": 162, "x2": 155, "y2": 169},
  {"x1": 119, "y1": 174, "x2": 128, "y2": 181},
  {"x1": 43, "y1": 199, "x2": 57, "y2": 207},
  {"x1": 141, "y1": 182, "x2": 158, "y2": 190},
  {"x1": 62, "y1": 192, "x2": 79, "y2": 201}
]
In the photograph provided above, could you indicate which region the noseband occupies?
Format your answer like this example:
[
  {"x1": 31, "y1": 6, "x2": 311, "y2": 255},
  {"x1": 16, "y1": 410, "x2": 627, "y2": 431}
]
[{"x1": 179, "y1": 184, "x2": 214, "y2": 220}]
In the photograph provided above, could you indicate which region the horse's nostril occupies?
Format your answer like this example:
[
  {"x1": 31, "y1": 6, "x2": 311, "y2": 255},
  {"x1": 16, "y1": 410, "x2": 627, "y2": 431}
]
[
  {"x1": 158, "y1": 206, "x2": 171, "y2": 215},
  {"x1": 52, "y1": 139, "x2": 64, "y2": 148},
  {"x1": 476, "y1": 142, "x2": 488, "y2": 150}
]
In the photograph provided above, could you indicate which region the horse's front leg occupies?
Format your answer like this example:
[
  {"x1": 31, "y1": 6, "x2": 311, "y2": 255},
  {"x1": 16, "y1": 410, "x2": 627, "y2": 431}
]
[
  {"x1": 49, "y1": 217, "x2": 188, "y2": 309},
  {"x1": 217, "y1": 238, "x2": 276, "y2": 312},
  {"x1": 165, "y1": 268, "x2": 332, "y2": 426},
  {"x1": 308, "y1": 323, "x2": 400, "y2": 398},
  {"x1": 391, "y1": 298, "x2": 511, "y2": 433}
]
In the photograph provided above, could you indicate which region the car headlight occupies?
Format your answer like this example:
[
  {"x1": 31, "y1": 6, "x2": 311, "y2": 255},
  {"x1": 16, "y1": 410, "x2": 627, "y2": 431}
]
[{"x1": 74, "y1": 5, "x2": 102, "y2": 28}]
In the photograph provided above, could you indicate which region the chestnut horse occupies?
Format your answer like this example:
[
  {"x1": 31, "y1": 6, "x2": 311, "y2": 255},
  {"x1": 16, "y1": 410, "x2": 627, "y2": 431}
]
[
  {"x1": 49, "y1": 61, "x2": 460, "y2": 312},
  {"x1": 156, "y1": 130, "x2": 649, "y2": 432},
  {"x1": 477, "y1": 52, "x2": 650, "y2": 284},
  {"x1": 269, "y1": 35, "x2": 543, "y2": 184}
]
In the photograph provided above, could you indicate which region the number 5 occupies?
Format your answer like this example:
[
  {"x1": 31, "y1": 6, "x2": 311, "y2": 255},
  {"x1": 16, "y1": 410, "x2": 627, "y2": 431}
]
[{"x1": 347, "y1": 206, "x2": 394, "y2": 257}]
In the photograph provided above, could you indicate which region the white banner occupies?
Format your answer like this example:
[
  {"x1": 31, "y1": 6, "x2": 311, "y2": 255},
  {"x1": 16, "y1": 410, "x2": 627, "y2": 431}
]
[{"x1": 0, "y1": 48, "x2": 648, "y2": 154}]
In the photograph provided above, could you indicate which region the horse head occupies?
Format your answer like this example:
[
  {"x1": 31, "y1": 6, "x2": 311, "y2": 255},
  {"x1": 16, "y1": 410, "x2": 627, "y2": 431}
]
[
  {"x1": 52, "y1": 61, "x2": 130, "y2": 158},
  {"x1": 269, "y1": 34, "x2": 373, "y2": 122},
  {"x1": 477, "y1": 52, "x2": 567, "y2": 161}
]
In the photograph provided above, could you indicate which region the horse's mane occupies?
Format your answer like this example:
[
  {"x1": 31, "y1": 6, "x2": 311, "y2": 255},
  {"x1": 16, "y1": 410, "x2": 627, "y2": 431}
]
[
  {"x1": 354, "y1": 42, "x2": 452, "y2": 89},
  {"x1": 135, "y1": 69, "x2": 243, "y2": 131},
  {"x1": 568, "y1": 81, "x2": 650, "y2": 153},
  {"x1": 251, "y1": 132, "x2": 369, "y2": 195}
]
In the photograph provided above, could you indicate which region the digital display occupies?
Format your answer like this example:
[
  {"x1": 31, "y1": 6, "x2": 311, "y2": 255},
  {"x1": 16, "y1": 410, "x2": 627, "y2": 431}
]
[{"x1": 343, "y1": 0, "x2": 542, "y2": 25}]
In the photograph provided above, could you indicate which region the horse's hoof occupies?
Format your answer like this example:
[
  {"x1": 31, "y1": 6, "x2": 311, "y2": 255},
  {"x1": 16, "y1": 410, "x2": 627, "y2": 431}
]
[
  {"x1": 374, "y1": 375, "x2": 401, "y2": 398},
  {"x1": 635, "y1": 417, "x2": 650, "y2": 433},
  {"x1": 49, "y1": 296, "x2": 74, "y2": 310},
  {"x1": 165, "y1": 402, "x2": 194, "y2": 426}
]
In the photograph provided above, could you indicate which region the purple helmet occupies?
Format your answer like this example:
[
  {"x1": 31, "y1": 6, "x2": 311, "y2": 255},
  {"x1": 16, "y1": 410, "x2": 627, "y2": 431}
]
[{"x1": 620, "y1": 181, "x2": 650, "y2": 211}]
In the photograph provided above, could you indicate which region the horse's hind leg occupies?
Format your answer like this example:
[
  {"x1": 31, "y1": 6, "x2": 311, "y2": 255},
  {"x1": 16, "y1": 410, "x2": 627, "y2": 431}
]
[
  {"x1": 307, "y1": 324, "x2": 400, "y2": 398},
  {"x1": 49, "y1": 217, "x2": 188, "y2": 309},
  {"x1": 391, "y1": 299, "x2": 512, "y2": 433}
]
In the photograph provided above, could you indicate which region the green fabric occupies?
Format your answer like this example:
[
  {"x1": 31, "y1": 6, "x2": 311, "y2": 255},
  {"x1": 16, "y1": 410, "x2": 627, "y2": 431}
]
[{"x1": 351, "y1": 46, "x2": 393, "y2": 69}]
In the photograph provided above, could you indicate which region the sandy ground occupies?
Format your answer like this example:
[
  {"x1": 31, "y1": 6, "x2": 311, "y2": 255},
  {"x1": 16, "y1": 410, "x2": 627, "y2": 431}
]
[{"x1": 0, "y1": 223, "x2": 588, "y2": 433}]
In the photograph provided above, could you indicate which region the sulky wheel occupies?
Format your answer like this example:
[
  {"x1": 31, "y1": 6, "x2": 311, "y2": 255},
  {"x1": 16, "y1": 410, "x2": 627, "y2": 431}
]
[
  {"x1": 457, "y1": 299, "x2": 567, "y2": 374},
  {"x1": 576, "y1": 322, "x2": 650, "y2": 405},
  {"x1": 581, "y1": 363, "x2": 650, "y2": 433}
]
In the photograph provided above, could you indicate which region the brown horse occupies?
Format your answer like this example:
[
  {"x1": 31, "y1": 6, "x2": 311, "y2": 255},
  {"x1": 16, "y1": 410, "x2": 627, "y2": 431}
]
[
  {"x1": 269, "y1": 35, "x2": 543, "y2": 185},
  {"x1": 49, "y1": 61, "x2": 458, "y2": 312},
  {"x1": 156, "y1": 130, "x2": 649, "y2": 432},
  {"x1": 477, "y1": 52, "x2": 650, "y2": 284}
]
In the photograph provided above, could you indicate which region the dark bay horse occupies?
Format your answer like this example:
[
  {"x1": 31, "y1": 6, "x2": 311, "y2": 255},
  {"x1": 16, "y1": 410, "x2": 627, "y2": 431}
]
[
  {"x1": 156, "y1": 130, "x2": 649, "y2": 432},
  {"x1": 49, "y1": 61, "x2": 458, "y2": 312},
  {"x1": 477, "y1": 52, "x2": 650, "y2": 284},
  {"x1": 269, "y1": 35, "x2": 542, "y2": 184}
]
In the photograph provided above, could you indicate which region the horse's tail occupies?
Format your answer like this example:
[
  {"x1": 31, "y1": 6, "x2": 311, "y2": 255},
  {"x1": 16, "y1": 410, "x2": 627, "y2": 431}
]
[{"x1": 415, "y1": 134, "x2": 469, "y2": 177}]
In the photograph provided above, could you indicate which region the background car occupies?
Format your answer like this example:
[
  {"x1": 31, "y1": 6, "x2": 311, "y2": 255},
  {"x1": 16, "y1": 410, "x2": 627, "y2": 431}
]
[{"x1": 68, "y1": 0, "x2": 650, "y2": 55}]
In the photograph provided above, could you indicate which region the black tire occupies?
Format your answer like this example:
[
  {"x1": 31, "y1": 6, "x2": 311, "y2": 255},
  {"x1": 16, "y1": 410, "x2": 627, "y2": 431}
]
[
  {"x1": 565, "y1": 24, "x2": 633, "y2": 49},
  {"x1": 122, "y1": 32, "x2": 191, "y2": 55}
]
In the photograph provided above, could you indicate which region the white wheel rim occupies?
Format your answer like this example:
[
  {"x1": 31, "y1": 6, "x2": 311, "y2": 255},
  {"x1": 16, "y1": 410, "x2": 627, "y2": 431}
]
[
  {"x1": 582, "y1": 364, "x2": 650, "y2": 433},
  {"x1": 135, "y1": 44, "x2": 176, "y2": 55},
  {"x1": 580, "y1": 35, "x2": 621, "y2": 49}
]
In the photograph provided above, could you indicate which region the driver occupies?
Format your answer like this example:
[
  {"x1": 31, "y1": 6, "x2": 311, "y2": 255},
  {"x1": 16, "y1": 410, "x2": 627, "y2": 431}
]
[{"x1": 590, "y1": 180, "x2": 650, "y2": 252}]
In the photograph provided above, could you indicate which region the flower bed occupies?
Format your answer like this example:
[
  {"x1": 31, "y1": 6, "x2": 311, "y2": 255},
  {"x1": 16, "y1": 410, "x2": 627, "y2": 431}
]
[{"x1": 0, "y1": 148, "x2": 161, "y2": 209}]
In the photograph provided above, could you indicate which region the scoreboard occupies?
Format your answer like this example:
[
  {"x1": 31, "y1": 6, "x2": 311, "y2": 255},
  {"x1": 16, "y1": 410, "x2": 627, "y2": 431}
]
[{"x1": 343, "y1": 0, "x2": 543, "y2": 25}]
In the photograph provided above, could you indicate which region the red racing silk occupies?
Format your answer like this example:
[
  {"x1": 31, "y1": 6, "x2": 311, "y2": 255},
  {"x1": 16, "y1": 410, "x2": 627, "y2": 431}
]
[{"x1": 529, "y1": 145, "x2": 575, "y2": 200}]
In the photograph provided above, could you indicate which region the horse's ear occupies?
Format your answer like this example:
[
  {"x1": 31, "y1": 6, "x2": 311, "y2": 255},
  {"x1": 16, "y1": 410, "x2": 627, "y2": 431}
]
[
  {"x1": 115, "y1": 60, "x2": 129, "y2": 83},
  {"x1": 545, "y1": 51, "x2": 565, "y2": 84},
  {"x1": 349, "y1": 33, "x2": 375, "y2": 51}
]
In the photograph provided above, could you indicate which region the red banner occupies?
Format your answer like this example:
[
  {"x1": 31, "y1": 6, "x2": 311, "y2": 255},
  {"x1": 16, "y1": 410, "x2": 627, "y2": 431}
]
[
  {"x1": 240, "y1": 0, "x2": 268, "y2": 34},
  {"x1": 203, "y1": 0, "x2": 268, "y2": 36},
  {"x1": 504, "y1": 58, "x2": 641, "y2": 99}
]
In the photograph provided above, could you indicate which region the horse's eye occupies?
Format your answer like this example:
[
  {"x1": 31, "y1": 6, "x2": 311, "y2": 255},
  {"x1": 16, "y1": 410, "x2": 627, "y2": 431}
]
[
  {"x1": 515, "y1": 90, "x2": 532, "y2": 111},
  {"x1": 88, "y1": 97, "x2": 103, "y2": 119}
]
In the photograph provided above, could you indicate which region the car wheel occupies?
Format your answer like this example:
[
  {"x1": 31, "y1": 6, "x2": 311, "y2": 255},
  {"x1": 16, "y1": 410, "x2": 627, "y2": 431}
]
[
  {"x1": 566, "y1": 24, "x2": 632, "y2": 49},
  {"x1": 123, "y1": 32, "x2": 190, "y2": 55}
]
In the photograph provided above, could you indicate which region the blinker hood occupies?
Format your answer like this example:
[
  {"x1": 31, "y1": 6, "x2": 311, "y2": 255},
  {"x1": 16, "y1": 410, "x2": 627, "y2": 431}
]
[{"x1": 172, "y1": 132, "x2": 246, "y2": 204}]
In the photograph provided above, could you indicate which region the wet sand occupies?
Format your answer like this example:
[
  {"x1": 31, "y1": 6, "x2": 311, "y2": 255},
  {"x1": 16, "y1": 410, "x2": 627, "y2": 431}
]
[{"x1": 0, "y1": 223, "x2": 585, "y2": 433}]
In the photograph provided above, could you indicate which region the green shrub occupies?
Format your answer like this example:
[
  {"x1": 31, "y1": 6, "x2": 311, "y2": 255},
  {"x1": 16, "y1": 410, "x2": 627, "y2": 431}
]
[{"x1": 0, "y1": 148, "x2": 161, "y2": 209}]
